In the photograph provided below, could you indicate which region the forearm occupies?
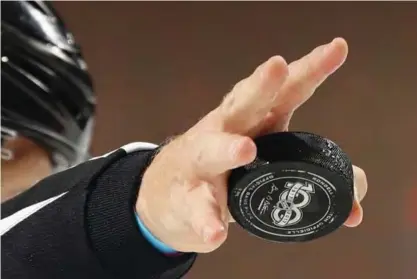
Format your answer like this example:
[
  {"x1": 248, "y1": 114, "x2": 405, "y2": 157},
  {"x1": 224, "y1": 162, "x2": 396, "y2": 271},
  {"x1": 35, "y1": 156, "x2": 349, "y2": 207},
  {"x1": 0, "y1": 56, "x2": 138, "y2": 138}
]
[{"x1": 1, "y1": 143, "x2": 196, "y2": 279}]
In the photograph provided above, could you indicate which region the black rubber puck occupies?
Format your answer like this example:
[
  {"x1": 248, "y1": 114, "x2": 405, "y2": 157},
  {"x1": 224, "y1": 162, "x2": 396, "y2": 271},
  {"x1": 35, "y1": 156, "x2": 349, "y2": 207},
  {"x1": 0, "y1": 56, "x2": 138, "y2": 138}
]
[{"x1": 228, "y1": 132, "x2": 354, "y2": 243}]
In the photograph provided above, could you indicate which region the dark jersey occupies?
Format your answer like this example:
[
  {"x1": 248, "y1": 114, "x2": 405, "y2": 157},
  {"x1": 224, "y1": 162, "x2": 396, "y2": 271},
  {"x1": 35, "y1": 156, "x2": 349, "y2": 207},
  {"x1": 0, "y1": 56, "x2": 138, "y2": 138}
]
[{"x1": 1, "y1": 142, "x2": 196, "y2": 279}]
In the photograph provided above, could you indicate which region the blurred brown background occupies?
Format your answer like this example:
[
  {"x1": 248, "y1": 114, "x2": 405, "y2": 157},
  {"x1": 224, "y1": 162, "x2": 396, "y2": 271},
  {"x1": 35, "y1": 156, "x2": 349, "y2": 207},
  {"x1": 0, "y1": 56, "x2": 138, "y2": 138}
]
[{"x1": 54, "y1": 2, "x2": 417, "y2": 279}]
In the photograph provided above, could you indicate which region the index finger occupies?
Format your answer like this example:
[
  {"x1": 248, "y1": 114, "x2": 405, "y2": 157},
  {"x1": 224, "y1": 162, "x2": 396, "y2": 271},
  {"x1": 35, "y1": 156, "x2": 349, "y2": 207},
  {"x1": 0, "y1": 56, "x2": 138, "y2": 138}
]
[{"x1": 214, "y1": 56, "x2": 289, "y2": 134}]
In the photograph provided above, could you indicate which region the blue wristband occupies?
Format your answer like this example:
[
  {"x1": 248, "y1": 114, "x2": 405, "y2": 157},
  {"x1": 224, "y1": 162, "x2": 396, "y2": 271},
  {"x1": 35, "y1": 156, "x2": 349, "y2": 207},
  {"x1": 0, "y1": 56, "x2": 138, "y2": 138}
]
[{"x1": 135, "y1": 212, "x2": 178, "y2": 254}]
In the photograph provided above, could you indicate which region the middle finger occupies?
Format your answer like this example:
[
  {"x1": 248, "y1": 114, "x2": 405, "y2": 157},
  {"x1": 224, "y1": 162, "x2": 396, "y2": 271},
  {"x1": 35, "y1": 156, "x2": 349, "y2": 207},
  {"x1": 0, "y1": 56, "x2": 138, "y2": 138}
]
[{"x1": 271, "y1": 38, "x2": 349, "y2": 131}]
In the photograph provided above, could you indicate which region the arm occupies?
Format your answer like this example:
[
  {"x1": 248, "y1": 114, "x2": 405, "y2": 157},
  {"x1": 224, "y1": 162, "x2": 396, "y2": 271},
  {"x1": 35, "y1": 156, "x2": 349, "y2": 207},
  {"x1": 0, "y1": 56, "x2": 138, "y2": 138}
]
[{"x1": 1, "y1": 143, "x2": 196, "y2": 279}]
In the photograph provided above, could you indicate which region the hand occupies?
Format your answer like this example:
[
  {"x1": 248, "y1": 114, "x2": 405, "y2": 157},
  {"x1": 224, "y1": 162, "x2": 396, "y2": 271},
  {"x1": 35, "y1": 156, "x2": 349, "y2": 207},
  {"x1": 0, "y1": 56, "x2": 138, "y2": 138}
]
[{"x1": 136, "y1": 38, "x2": 368, "y2": 253}]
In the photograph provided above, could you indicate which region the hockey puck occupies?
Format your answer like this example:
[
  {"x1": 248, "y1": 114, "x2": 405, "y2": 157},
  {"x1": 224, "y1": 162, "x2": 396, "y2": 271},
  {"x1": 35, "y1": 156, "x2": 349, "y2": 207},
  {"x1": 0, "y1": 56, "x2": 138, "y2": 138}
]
[{"x1": 228, "y1": 132, "x2": 354, "y2": 243}]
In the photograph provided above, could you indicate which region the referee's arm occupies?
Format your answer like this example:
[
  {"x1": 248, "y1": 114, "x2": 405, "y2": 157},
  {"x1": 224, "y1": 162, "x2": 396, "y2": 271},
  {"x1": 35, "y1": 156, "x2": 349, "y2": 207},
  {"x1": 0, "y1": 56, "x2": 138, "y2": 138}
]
[{"x1": 1, "y1": 143, "x2": 196, "y2": 279}]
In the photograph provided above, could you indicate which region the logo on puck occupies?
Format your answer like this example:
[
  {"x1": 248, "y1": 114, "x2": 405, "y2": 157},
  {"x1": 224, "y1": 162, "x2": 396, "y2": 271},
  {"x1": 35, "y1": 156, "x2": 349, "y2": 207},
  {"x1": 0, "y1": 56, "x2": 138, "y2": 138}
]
[{"x1": 233, "y1": 169, "x2": 338, "y2": 239}]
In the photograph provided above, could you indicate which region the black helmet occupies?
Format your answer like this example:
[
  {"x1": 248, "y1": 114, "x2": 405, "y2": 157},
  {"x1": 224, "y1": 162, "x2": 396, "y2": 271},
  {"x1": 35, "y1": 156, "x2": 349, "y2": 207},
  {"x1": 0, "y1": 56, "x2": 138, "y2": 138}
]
[{"x1": 1, "y1": 0, "x2": 96, "y2": 170}]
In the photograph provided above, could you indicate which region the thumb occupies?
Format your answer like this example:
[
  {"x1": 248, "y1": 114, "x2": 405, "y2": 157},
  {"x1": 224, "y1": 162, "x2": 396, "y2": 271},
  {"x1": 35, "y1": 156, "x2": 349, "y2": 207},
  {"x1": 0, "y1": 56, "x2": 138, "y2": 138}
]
[{"x1": 186, "y1": 181, "x2": 228, "y2": 253}]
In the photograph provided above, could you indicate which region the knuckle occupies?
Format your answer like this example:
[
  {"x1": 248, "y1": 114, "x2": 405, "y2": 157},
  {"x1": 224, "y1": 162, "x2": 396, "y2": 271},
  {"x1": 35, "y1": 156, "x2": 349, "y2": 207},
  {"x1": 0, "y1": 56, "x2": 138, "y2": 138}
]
[
  {"x1": 184, "y1": 177, "x2": 203, "y2": 191},
  {"x1": 290, "y1": 57, "x2": 322, "y2": 93},
  {"x1": 220, "y1": 92, "x2": 236, "y2": 115},
  {"x1": 181, "y1": 132, "x2": 210, "y2": 171},
  {"x1": 300, "y1": 57, "x2": 316, "y2": 81},
  {"x1": 232, "y1": 78, "x2": 247, "y2": 92},
  {"x1": 193, "y1": 146, "x2": 205, "y2": 168}
]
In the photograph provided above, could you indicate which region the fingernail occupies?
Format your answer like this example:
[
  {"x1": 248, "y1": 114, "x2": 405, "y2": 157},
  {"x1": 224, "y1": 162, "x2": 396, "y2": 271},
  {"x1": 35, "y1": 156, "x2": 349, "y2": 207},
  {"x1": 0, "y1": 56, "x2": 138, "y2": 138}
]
[
  {"x1": 254, "y1": 60, "x2": 268, "y2": 79},
  {"x1": 229, "y1": 138, "x2": 243, "y2": 157},
  {"x1": 230, "y1": 138, "x2": 256, "y2": 163},
  {"x1": 257, "y1": 65, "x2": 268, "y2": 83},
  {"x1": 256, "y1": 56, "x2": 285, "y2": 80},
  {"x1": 322, "y1": 43, "x2": 332, "y2": 54},
  {"x1": 354, "y1": 186, "x2": 360, "y2": 202},
  {"x1": 322, "y1": 38, "x2": 336, "y2": 52},
  {"x1": 202, "y1": 225, "x2": 224, "y2": 243},
  {"x1": 230, "y1": 138, "x2": 248, "y2": 161},
  {"x1": 329, "y1": 38, "x2": 338, "y2": 45},
  {"x1": 346, "y1": 201, "x2": 363, "y2": 227}
]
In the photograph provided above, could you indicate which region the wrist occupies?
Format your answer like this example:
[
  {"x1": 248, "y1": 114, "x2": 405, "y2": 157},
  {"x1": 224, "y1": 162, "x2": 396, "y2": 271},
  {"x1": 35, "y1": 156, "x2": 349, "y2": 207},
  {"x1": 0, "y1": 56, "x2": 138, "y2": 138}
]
[
  {"x1": 134, "y1": 211, "x2": 179, "y2": 254},
  {"x1": 135, "y1": 188, "x2": 179, "y2": 254},
  {"x1": 136, "y1": 144, "x2": 186, "y2": 253}
]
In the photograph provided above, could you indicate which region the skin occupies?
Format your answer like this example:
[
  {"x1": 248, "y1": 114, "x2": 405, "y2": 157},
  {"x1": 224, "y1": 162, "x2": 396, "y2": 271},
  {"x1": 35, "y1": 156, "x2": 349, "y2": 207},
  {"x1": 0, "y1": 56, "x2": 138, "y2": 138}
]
[
  {"x1": 137, "y1": 38, "x2": 369, "y2": 253},
  {"x1": 1, "y1": 37, "x2": 369, "y2": 256},
  {"x1": 1, "y1": 137, "x2": 52, "y2": 202}
]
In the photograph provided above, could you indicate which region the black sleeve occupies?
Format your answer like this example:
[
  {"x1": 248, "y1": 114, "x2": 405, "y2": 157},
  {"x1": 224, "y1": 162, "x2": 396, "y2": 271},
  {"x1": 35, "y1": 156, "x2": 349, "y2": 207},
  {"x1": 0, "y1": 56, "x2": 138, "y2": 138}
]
[{"x1": 1, "y1": 143, "x2": 197, "y2": 279}]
